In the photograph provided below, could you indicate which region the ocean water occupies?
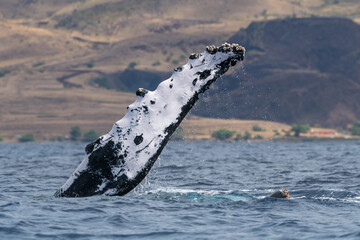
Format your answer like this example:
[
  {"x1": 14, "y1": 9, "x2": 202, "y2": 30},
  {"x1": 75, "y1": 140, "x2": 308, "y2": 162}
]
[{"x1": 0, "y1": 141, "x2": 359, "y2": 239}]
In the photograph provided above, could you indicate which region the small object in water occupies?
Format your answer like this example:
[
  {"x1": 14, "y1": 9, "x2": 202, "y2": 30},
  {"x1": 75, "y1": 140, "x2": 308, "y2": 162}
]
[{"x1": 268, "y1": 189, "x2": 290, "y2": 199}]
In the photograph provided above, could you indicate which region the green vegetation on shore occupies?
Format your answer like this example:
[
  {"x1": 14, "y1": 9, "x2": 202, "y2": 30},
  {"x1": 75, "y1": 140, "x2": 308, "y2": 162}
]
[
  {"x1": 50, "y1": 136, "x2": 65, "y2": 142},
  {"x1": 5, "y1": 119, "x2": 358, "y2": 143},
  {"x1": 212, "y1": 129, "x2": 262, "y2": 141},
  {"x1": 19, "y1": 133, "x2": 35, "y2": 142},
  {"x1": 70, "y1": 126, "x2": 81, "y2": 141},
  {"x1": 252, "y1": 125, "x2": 263, "y2": 132},
  {"x1": 350, "y1": 121, "x2": 360, "y2": 136},
  {"x1": 212, "y1": 129, "x2": 236, "y2": 140},
  {"x1": 209, "y1": 123, "x2": 353, "y2": 141},
  {"x1": 291, "y1": 124, "x2": 311, "y2": 137},
  {"x1": 83, "y1": 130, "x2": 100, "y2": 142},
  {"x1": 70, "y1": 126, "x2": 100, "y2": 142},
  {"x1": 243, "y1": 131, "x2": 252, "y2": 140}
]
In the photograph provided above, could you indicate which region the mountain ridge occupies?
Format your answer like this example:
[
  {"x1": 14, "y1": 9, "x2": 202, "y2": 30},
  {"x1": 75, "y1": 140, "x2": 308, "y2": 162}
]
[
  {"x1": 1, "y1": 1, "x2": 360, "y2": 140},
  {"x1": 192, "y1": 17, "x2": 360, "y2": 128}
]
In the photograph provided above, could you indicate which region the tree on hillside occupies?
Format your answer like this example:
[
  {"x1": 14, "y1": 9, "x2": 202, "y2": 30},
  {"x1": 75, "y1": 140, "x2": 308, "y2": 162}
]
[
  {"x1": 350, "y1": 121, "x2": 360, "y2": 136},
  {"x1": 243, "y1": 131, "x2": 252, "y2": 140},
  {"x1": 252, "y1": 125, "x2": 263, "y2": 131},
  {"x1": 70, "y1": 126, "x2": 81, "y2": 141},
  {"x1": 212, "y1": 129, "x2": 235, "y2": 140},
  {"x1": 235, "y1": 133, "x2": 242, "y2": 141},
  {"x1": 291, "y1": 124, "x2": 310, "y2": 137},
  {"x1": 83, "y1": 130, "x2": 100, "y2": 142},
  {"x1": 19, "y1": 133, "x2": 35, "y2": 142},
  {"x1": 128, "y1": 62, "x2": 137, "y2": 69}
]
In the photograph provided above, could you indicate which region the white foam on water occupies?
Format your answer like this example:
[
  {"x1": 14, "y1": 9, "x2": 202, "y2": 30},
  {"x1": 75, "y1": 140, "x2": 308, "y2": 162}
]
[{"x1": 146, "y1": 187, "x2": 234, "y2": 196}]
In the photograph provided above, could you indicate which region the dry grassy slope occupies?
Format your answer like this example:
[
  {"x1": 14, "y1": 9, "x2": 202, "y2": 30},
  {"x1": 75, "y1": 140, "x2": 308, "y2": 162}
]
[
  {"x1": 0, "y1": 70, "x2": 136, "y2": 141},
  {"x1": 0, "y1": 21, "x2": 94, "y2": 68},
  {"x1": 46, "y1": 0, "x2": 360, "y2": 72},
  {"x1": 181, "y1": 116, "x2": 291, "y2": 140},
  {"x1": 0, "y1": 0, "x2": 359, "y2": 140},
  {"x1": 2, "y1": 0, "x2": 360, "y2": 71}
]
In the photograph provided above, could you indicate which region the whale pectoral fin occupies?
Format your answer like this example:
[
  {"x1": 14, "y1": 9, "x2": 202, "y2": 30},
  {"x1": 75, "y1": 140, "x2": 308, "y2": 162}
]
[{"x1": 56, "y1": 43, "x2": 246, "y2": 197}]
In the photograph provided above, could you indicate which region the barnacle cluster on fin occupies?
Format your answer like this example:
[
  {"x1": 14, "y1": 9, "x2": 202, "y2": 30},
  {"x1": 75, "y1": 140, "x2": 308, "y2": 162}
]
[
  {"x1": 189, "y1": 43, "x2": 245, "y2": 61},
  {"x1": 206, "y1": 42, "x2": 246, "y2": 55},
  {"x1": 136, "y1": 88, "x2": 149, "y2": 97},
  {"x1": 189, "y1": 53, "x2": 200, "y2": 60}
]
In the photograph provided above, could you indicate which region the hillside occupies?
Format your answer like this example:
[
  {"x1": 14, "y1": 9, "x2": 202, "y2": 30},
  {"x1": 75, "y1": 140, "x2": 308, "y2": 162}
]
[
  {"x1": 193, "y1": 17, "x2": 360, "y2": 128},
  {"x1": 1, "y1": 0, "x2": 360, "y2": 140}
]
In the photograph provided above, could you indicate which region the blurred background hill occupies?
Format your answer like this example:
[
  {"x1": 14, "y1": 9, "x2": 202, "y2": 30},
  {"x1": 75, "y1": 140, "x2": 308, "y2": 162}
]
[{"x1": 0, "y1": 0, "x2": 359, "y2": 141}]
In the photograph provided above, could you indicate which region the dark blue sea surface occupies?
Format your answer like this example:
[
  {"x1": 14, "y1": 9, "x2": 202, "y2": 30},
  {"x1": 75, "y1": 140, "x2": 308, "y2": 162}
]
[{"x1": 0, "y1": 141, "x2": 359, "y2": 239}]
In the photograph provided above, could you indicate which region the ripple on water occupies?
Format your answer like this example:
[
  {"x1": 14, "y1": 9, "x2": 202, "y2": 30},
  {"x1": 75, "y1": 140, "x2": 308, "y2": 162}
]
[{"x1": 0, "y1": 141, "x2": 359, "y2": 239}]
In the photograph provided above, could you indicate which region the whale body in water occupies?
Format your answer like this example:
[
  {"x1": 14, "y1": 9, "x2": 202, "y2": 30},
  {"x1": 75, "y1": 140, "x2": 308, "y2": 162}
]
[{"x1": 55, "y1": 43, "x2": 245, "y2": 197}]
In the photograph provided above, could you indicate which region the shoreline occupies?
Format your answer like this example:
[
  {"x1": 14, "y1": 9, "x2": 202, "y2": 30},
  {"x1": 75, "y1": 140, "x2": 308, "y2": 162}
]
[
  {"x1": 1, "y1": 136, "x2": 359, "y2": 144},
  {"x1": 1, "y1": 116, "x2": 357, "y2": 143}
]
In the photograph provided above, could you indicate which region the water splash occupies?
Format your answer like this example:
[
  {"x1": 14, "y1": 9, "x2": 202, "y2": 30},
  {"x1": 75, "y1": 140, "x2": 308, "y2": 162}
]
[{"x1": 140, "y1": 187, "x2": 254, "y2": 203}]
